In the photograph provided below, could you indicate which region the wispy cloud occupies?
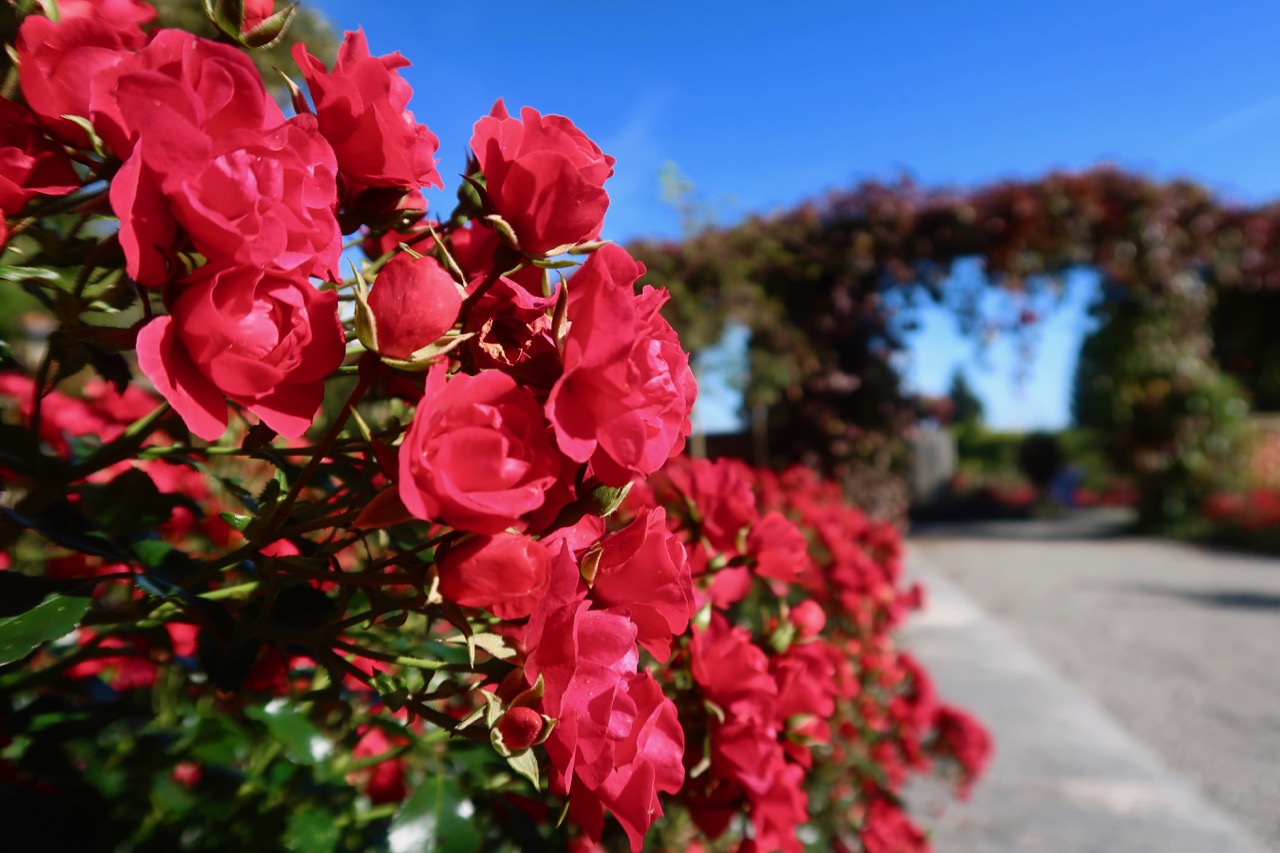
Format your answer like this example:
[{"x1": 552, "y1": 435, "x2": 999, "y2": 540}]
[
  {"x1": 597, "y1": 90, "x2": 671, "y2": 241},
  {"x1": 1167, "y1": 94, "x2": 1280, "y2": 157}
]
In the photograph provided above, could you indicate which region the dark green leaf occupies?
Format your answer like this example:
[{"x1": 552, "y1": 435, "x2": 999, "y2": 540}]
[
  {"x1": 197, "y1": 627, "x2": 262, "y2": 692},
  {"x1": 0, "y1": 593, "x2": 92, "y2": 665},
  {"x1": 0, "y1": 424, "x2": 60, "y2": 477},
  {"x1": 0, "y1": 572, "x2": 98, "y2": 617},
  {"x1": 39, "y1": 329, "x2": 91, "y2": 395},
  {"x1": 131, "y1": 540, "x2": 202, "y2": 597},
  {"x1": 219, "y1": 512, "x2": 253, "y2": 532},
  {"x1": 1, "y1": 503, "x2": 129, "y2": 560},
  {"x1": 87, "y1": 346, "x2": 131, "y2": 395},
  {"x1": 85, "y1": 468, "x2": 189, "y2": 540}
]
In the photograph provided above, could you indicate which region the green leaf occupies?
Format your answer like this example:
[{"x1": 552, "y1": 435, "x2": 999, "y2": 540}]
[
  {"x1": 219, "y1": 512, "x2": 253, "y2": 532},
  {"x1": 245, "y1": 701, "x2": 326, "y2": 766},
  {"x1": 0, "y1": 593, "x2": 92, "y2": 665},
  {"x1": 240, "y1": 2, "x2": 298, "y2": 49},
  {"x1": 0, "y1": 424, "x2": 59, "y2": 477},
  {"x1": 86, "y1": 468, "x2": 190, "y2": 540},
  {"x1": 284, "y1": 806, "x2": 340, "y2": 853},
  {"x1": 504, "y1": 748, "x2": 540, "y2": 792},
  {"x1": 208, "y1": 0, "x2": 246, "y2": 36},
  {"x1": 389, "y1": 773, "x2": 482, "y2": 853},
  {"x1": 0, "y1": 265, "x2": 61, "y2": 283},
  {"x1": 131, "y1": 540, "x2": 201, "y2": 598},
  {"x1": 530, "y1": 257, "x2": 579, "y2": 270}
]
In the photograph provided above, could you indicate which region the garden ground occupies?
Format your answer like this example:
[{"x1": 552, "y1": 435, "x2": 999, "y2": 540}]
[{"x1": 906, "y1": 510, "x2": 1279, "y2": 851}]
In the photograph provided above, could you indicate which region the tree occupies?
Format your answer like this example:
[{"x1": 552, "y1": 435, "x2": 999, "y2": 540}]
[{"x1": 947, "y1": 368, "x2": 984, "y2": 427}]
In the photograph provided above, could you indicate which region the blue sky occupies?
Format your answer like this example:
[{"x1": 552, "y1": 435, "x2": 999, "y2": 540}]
[{"x1": 313, "y1": 0, "x2": 1280, "y2": 431}]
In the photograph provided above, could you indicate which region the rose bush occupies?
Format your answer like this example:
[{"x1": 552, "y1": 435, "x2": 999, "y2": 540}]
[{"x1": 0, "y1": 5, "x2": 987, "y2": 852}]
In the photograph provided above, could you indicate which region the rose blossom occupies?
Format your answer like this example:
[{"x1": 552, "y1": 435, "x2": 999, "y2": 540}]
[
  {"x1": 587, "y1": 507, "x2": 693, "y2": 661},
  {"x1": 398, "y1": 365, "x2": 560, "y2": 534},
  {"x1": 90, "y1": 28, "x2": 284, "y2": 159},
  {"x1": 0, "y1": 99, "x2": 79, "y2": 226},
  {"x1": 462, "y1": 275, "x2": 559, "y2": 390},
  {"x1": 546, "y1": 244, "x2": 697, "y2": 486},
  {"x1": 57, "y1": 0, "x2": 156, "y2": 29},
  {"x1": 523, "y1": 553, "x2": 685, "y2": 851},
  {"x1": 135, "y1": 264, "x2": 345, "y2": 440},
  {"x1": 471, "y1": 100, "x2": 615, "y2": 256},
  {"x1": 109, "y1": 98, "x2": 339, "y2": 286},
  {"x1": 294, "y1": 29, "x2": 442, "y2": 200},
  {"x1": 16, "y1": 12, "x2": 146, "y2": 147},
  {"x1": 435, "y1": 533, "x2": 551, "y2": 620}
]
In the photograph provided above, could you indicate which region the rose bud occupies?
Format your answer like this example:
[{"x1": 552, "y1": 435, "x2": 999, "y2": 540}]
[
  {"x1": 358, "y1": 252, "x2": 462, "y2": 363},
  {"x1": 497, "y1": 706, "x2": 544, "y2": 752}
]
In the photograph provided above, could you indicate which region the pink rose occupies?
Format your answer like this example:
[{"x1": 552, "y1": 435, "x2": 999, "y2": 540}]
[
  {"x1": 398, "y1": 365, "x2": 560, "y2": 534},
  {"x1": 294, "y1": 29, "x2": 442, "y2": 201},
  {"x1": 365, "y1": 253, "x2": 462, "y2": 360},
  {"x1": 565, "y1": 672, "x2": 685, "y2": 851},
  {"x1": 546, "y1": 245, "x2": 697, "y2": 486},
  {"x1": 471, "y1": 100, "x2": 615, "y2": 256},
  {"x1": 436, "y1": 533, "x2": 551, "y2": 620},
  {"x1": 136, "y1": 265, "x2": 345, "y2": 440}
]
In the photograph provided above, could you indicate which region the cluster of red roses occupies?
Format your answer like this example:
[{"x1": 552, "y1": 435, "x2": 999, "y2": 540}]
[
  {"x1": 600, "y1": 458, "x2": 992, "y2": 852},
  {"x1": 0, "y1": 2, "x2": 987, "y2": 849}
]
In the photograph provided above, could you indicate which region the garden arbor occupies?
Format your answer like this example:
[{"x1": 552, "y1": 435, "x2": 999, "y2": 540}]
[{"x1": 631, "y1": 167, "x2": 1280, "y2": 528}]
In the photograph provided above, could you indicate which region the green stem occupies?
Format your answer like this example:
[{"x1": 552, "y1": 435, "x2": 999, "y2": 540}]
[
  {"x1": 67, "y1": 402, "x2": 171, "y2": 481},
  {"x1": 267, "y1": 371, "x2": 375, "y2": 538}
]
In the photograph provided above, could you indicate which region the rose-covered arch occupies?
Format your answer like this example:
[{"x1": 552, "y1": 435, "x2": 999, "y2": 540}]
[{"x1": 631, "y1": 167, "x2": 1280, "y2": 528}]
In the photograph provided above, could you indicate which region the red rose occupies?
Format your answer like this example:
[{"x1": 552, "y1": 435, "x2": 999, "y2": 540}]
[
  {"x1": 112, "y1": 113, "x2": 340, "y2": 285},
  {"x1": 546, "y1": 245, "x2": 697, "y2": 485},
  {"x1": 436, "y1": 533, "x2": 551, "y2": 620},
  {"x1": 523, "y1": 553, "x2": 684, "y2": 852},
  {"x1": 462, "y1": 276, "x2": 559, "y2": 390},
  {"x1": 294, "y1": 29, "x2": 442, "y2": 199},
  {"x1": 16, "y1": 13, "x2": 145, "y2": 147},
  {"x1": 747, "y1": 511, "x2": 811, "y2": 584},
  {"x1": 661, "y1": 457, "x2": 759, "y2": 552},
  {"x1": 566, "y1": 672, "x2": 685, "y2": 851},
  {"x1": 471, "y1": 100, "x2": 615, "y2": 256},
  {"x1": 587, "y1": 507, "x2": 693, "y2": 661},
  {"x1": 91, "y1": 28, "x2": 284, "y2": 159},
  {"x1": 365, "y1": 252, "x2": 462, "y2": 360},
  {"x1": 0, "y1": 99, "x2": 79, "y2": 220},
  {"x1": 398, "y1": 365, "x2": 560, "y2": 534},
  {"x1": 58, "y1": 0, "x2": 156, "y2": 29},
  {"x1": 136, "y1": 264, "x2": 345, "y2": 440}
]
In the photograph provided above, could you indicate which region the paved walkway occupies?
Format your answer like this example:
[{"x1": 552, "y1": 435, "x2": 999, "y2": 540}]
[{"x1": 905, "y1": 518, "x2": 1277, "y2": 852}]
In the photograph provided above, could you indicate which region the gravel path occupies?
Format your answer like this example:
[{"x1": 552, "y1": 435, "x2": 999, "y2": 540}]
[{"x1": 910, "y1": 516, "x2": 1280, "y2": 849}]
